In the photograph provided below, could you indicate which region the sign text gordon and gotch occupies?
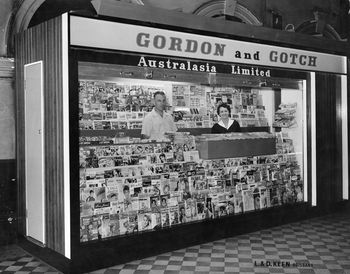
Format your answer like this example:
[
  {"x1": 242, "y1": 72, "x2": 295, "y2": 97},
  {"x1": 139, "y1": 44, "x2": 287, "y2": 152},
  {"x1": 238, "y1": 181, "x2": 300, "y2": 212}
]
[{"x1": 136, "y1": 32, "x2": 318, "y2": 68}]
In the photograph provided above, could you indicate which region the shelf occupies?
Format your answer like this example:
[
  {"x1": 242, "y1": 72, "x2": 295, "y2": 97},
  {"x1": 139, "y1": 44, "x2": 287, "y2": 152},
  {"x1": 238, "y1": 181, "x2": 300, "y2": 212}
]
[{"x1": 79, "y1": 126, "x2": 271, "y2": 137}]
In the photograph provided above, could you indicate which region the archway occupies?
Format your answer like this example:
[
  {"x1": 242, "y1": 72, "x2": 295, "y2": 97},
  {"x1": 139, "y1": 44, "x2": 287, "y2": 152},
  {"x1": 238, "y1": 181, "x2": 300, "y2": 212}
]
[
  {"x1": 6, "y1": 0, "x2": 145, "y2": 55},
  {"x1": 193, "y1": 0, "x2": 262, "y2": 26},
  {"x1": 295, "y1": 20, "x2": 342, "y2": 40}
]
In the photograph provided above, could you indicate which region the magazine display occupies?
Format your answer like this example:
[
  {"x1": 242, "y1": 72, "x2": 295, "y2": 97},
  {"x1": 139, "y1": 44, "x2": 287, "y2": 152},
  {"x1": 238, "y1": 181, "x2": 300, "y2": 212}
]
[
  {"x1": 273, "y1": 103, "x2": 297, "y2": 128},
  {"x1": 79, "y1": 130, "x2": 304, "y2": 241},
  {"x1": 78, "y1": 78, "x2": 304, "y2": 242},
  {"x1": 79, "y1": 80, "x2": 269, "y2": 131}
]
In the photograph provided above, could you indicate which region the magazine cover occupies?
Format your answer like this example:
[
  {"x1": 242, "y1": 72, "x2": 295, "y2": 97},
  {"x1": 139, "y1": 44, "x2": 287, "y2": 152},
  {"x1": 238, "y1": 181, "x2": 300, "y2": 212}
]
[
  {"x1": 150, "y1": 195, "x2": 161, "y2": 212},
  {"x1": 189, "y1": 175, "x2": 208, "y2": 192},
  {"x1": 138, "y1": 212, "x2": 153, "y2": 232},
  {"x1": 98, "y1": 214, "x2": 111, "y2": 239},
  {"x1": 105, "y1": 178, "x2": 119, "y2": 201},
  {"x1": 138, "y1": 195, "x2": 150, "y2": 211},
  {"x1": 169, "y1": 205, "x2": 180, "y2": 226},
  {"x1": 160, "y1": 179, "x2": 171, "y2": 195},
  {"x1": 86, "y1": 178, "x2": 106, "y2": 188},
  {"x1": 165, "y1": 152, "x2": 174, "y2": 163},
  {"x1": 259, "y1": 186, "x2": 271, "y2": 209},
  {"x1": 280, "y1": 185, "x2": 295, "y2": 205},
  {"x1": 185, "y1": 198, "x2": 197, "y2": 221},
  {"x1": 242, "y1": 189, "x2": 255, "y2": 212},
  {"x1": 178, "y1": 202, "x2": 186, "y2": 223},
  {"x1": 130, "y1": 197, "x2": 140, "y2": 211},
  {"x1": 129, "y1": 178, "x2": 142, "y2": 198},
  {"x1": 168, "y1": 174, "x2": 179, "y2": 192},
  {"x1": 104, "y1": 169, "x2": 114, "y2": 179},
  {"x1": 80, "y1": 219, "x2": 89, "y2": 242},
  {"x1": 160, "y1": 208, "x2": 170, "y2": 228},
  {"x1": 93, "y1": 201, "x2": 111, "y2": 216},
  {"x1": 195, "y1": 194, "x2": 206, "y2": 220},
  {"x1": 85, "y1": 153, "x2": 99, "y2": 168},
  {"x1": 119, "y1": 212, "x2": 129, "y2": 236},
  {"x1": 183, "y1": 150, "x2": 200, "y2": 162},
  {"x1": 231, "y1": 187, "x2": 242, "y2": 209},
  {"x1": 118, "y1": 182, "x2": 131, "y2": 204},
  {"x1": 89, "y1": 216, "x2": 99, "y2": 241},
  {"x1": 81, "y1": 187, "x2": 97, "y2": 203},
  {"x1": 204, "y1": 197, "x2": 214, "y2": 219},
  {"x1": 80, "y1": 216, "x2": 92, "y2": 242},
  {"x1": 98, "y1": 157, "x2": 115, "y2": 168},
  {"x1": 93, "y1": 186, "x2": 106, "y2": 203},
  {"x1": 109, "y1": 201, "x2": 123, "y2": 215},
  {"x1": 252, "y1": 187, "x2": 261, "y2": 210},
  {"x1": 295, "y1": 184, "x2": 304, "y2": 202},
  {"x1": 246, "y1": 170, "x2": 256, "y2": 185},
  {"x1": 151, "y1": 212, "x2": 161, "y2": 230},
  {"x1": 80, "y1": 201, "x2": 94, "y2": 217},
  {"x1": 160, "y1": 194, "x2": 170, "y2": 208},
  {"x1": 214, "y1": 201, "x2": 228, "y2": 218},
  {"x1": 227, "y1": 200, "x2": 235, "y2": 215},
  {"x1": 269, "y1": 186, "x2": 281, "y2": 207},
  {"x1": 168, "y1": 192, "x2": 182, "y2": 207},
  {"x1": 127, "y1": 211, "x2": 138, "y2": 234}
]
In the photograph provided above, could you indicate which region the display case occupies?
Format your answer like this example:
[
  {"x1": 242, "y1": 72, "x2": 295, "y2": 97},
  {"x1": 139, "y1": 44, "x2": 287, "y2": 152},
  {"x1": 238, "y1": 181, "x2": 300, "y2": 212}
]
[
  {"x1": 76, "y1": 51, "x2": 307, "y2": 243},
  {"x1": 15, "y1": 2, "x2": 348, "y2": 273}
]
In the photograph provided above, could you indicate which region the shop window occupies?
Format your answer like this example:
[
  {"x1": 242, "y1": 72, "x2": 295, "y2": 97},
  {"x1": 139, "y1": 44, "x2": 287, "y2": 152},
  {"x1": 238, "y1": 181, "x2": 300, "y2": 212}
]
[{"x1": 77, "y1": 54, "x2": 306, "y2": 241}]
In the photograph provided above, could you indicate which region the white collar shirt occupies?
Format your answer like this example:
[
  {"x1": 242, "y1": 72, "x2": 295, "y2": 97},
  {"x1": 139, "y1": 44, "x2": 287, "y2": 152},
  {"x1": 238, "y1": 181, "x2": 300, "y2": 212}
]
[
  {"x1": 141, "y1": 108, "x2": 177, "y2": 140},
  {"x1": 218, "y1": 118, "x2": 234, "y2": 129}
]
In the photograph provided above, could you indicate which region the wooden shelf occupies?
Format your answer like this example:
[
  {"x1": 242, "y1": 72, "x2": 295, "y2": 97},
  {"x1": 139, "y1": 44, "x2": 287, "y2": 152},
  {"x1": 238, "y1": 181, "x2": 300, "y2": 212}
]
[{"x1": 79, "y1": 126, "x2": 270, "y2": 137}]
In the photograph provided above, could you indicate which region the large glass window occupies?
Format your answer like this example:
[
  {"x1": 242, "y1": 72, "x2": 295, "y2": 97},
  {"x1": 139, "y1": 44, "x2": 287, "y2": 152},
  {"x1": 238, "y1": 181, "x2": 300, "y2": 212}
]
[{"x1": 78, "y1": 54, "x2": 306, "y2": 242}]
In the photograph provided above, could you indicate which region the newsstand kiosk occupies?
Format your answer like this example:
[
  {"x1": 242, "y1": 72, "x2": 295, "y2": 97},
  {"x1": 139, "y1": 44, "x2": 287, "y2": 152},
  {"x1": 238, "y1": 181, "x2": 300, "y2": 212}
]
[{"x1": 15, "y1": 1, "x2": 349, "y2": 273}]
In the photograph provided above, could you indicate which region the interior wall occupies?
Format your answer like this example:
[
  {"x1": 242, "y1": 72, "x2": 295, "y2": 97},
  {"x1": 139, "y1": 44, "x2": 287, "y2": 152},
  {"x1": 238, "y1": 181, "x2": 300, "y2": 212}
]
[
  {"x1": 0, "y1": 58, "x2": 15, "y2": 159},
  {"x1": 0, "y1": 58, "x2": 16, "y2": 246}
]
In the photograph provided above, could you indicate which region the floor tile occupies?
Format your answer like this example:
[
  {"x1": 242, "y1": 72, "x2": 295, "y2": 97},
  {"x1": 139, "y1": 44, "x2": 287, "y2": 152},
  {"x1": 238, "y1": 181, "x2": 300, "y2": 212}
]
[{"x1": 0, "y1": 211, "x2": 349, "y2": 274}]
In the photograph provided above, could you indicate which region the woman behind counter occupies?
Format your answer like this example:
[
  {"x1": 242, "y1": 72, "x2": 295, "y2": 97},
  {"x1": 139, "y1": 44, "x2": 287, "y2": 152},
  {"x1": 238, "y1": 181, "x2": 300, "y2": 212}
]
[{"x1": 211, "y1": 103, "x2": 241, "y2": 133}]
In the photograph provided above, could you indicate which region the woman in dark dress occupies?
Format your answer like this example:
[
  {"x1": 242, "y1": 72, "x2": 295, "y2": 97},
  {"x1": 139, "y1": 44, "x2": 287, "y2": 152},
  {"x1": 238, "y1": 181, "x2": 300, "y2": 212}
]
[{"x1": 211, "y1": 103, "x2": 241, "y2": 133}]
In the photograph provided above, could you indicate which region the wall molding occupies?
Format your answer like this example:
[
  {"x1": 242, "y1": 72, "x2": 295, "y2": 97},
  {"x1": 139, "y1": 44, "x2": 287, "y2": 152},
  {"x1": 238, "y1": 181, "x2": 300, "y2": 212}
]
[{"x1": 0, "y1": 57, "x2": 14, "y2": 78}]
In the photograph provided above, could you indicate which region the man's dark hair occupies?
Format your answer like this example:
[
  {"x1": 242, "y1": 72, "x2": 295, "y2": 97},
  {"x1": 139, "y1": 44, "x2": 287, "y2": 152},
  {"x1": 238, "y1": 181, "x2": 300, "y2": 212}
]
[
  {"x1": 217, "y1": 103, "x2": 231, "y2": 116},
  {"x1": 153, "y1": 91, "x2": 166, "y2": 98}
]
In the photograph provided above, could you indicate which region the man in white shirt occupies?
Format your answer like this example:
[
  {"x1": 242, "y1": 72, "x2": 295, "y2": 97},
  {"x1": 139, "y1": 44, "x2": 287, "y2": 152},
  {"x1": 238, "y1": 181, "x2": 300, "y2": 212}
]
[{"x1": 141, "y1": 91, "x2": 177, "y2": 140}]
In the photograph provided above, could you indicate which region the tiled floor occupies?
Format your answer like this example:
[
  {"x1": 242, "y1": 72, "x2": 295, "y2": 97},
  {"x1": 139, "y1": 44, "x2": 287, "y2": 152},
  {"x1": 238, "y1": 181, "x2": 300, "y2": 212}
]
[
  {"x1": 0, "y1": 245, "x2": 61, "y2": 274},
  {"x1": 0, "y1": 211, "x2": 350, "y2": 274}
]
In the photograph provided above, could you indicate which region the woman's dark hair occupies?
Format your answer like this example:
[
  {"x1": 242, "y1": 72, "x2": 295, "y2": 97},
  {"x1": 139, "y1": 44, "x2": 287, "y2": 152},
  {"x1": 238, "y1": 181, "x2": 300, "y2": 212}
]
[{"x1": 217, "y1": 103, "x2": 231, "y2": 116}]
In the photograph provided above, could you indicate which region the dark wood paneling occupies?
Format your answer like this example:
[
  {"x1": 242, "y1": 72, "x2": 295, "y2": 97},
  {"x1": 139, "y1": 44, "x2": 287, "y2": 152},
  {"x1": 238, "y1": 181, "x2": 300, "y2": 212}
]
[
  {"x1": 335, "y1": 76, "x2": 344, "y2": 202},
  {"x1": 15, "y1": 16, "x2": 65, "y2": 255},
  {"x1": 316, "y1": 73, "x2": 343, "y2": 208},
  {"x1": 0, "y1": 160, "x2": 16, "y2": 246},
  {"x1": 348, "y1": 68, "x2": 350, "y2": 199}
]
